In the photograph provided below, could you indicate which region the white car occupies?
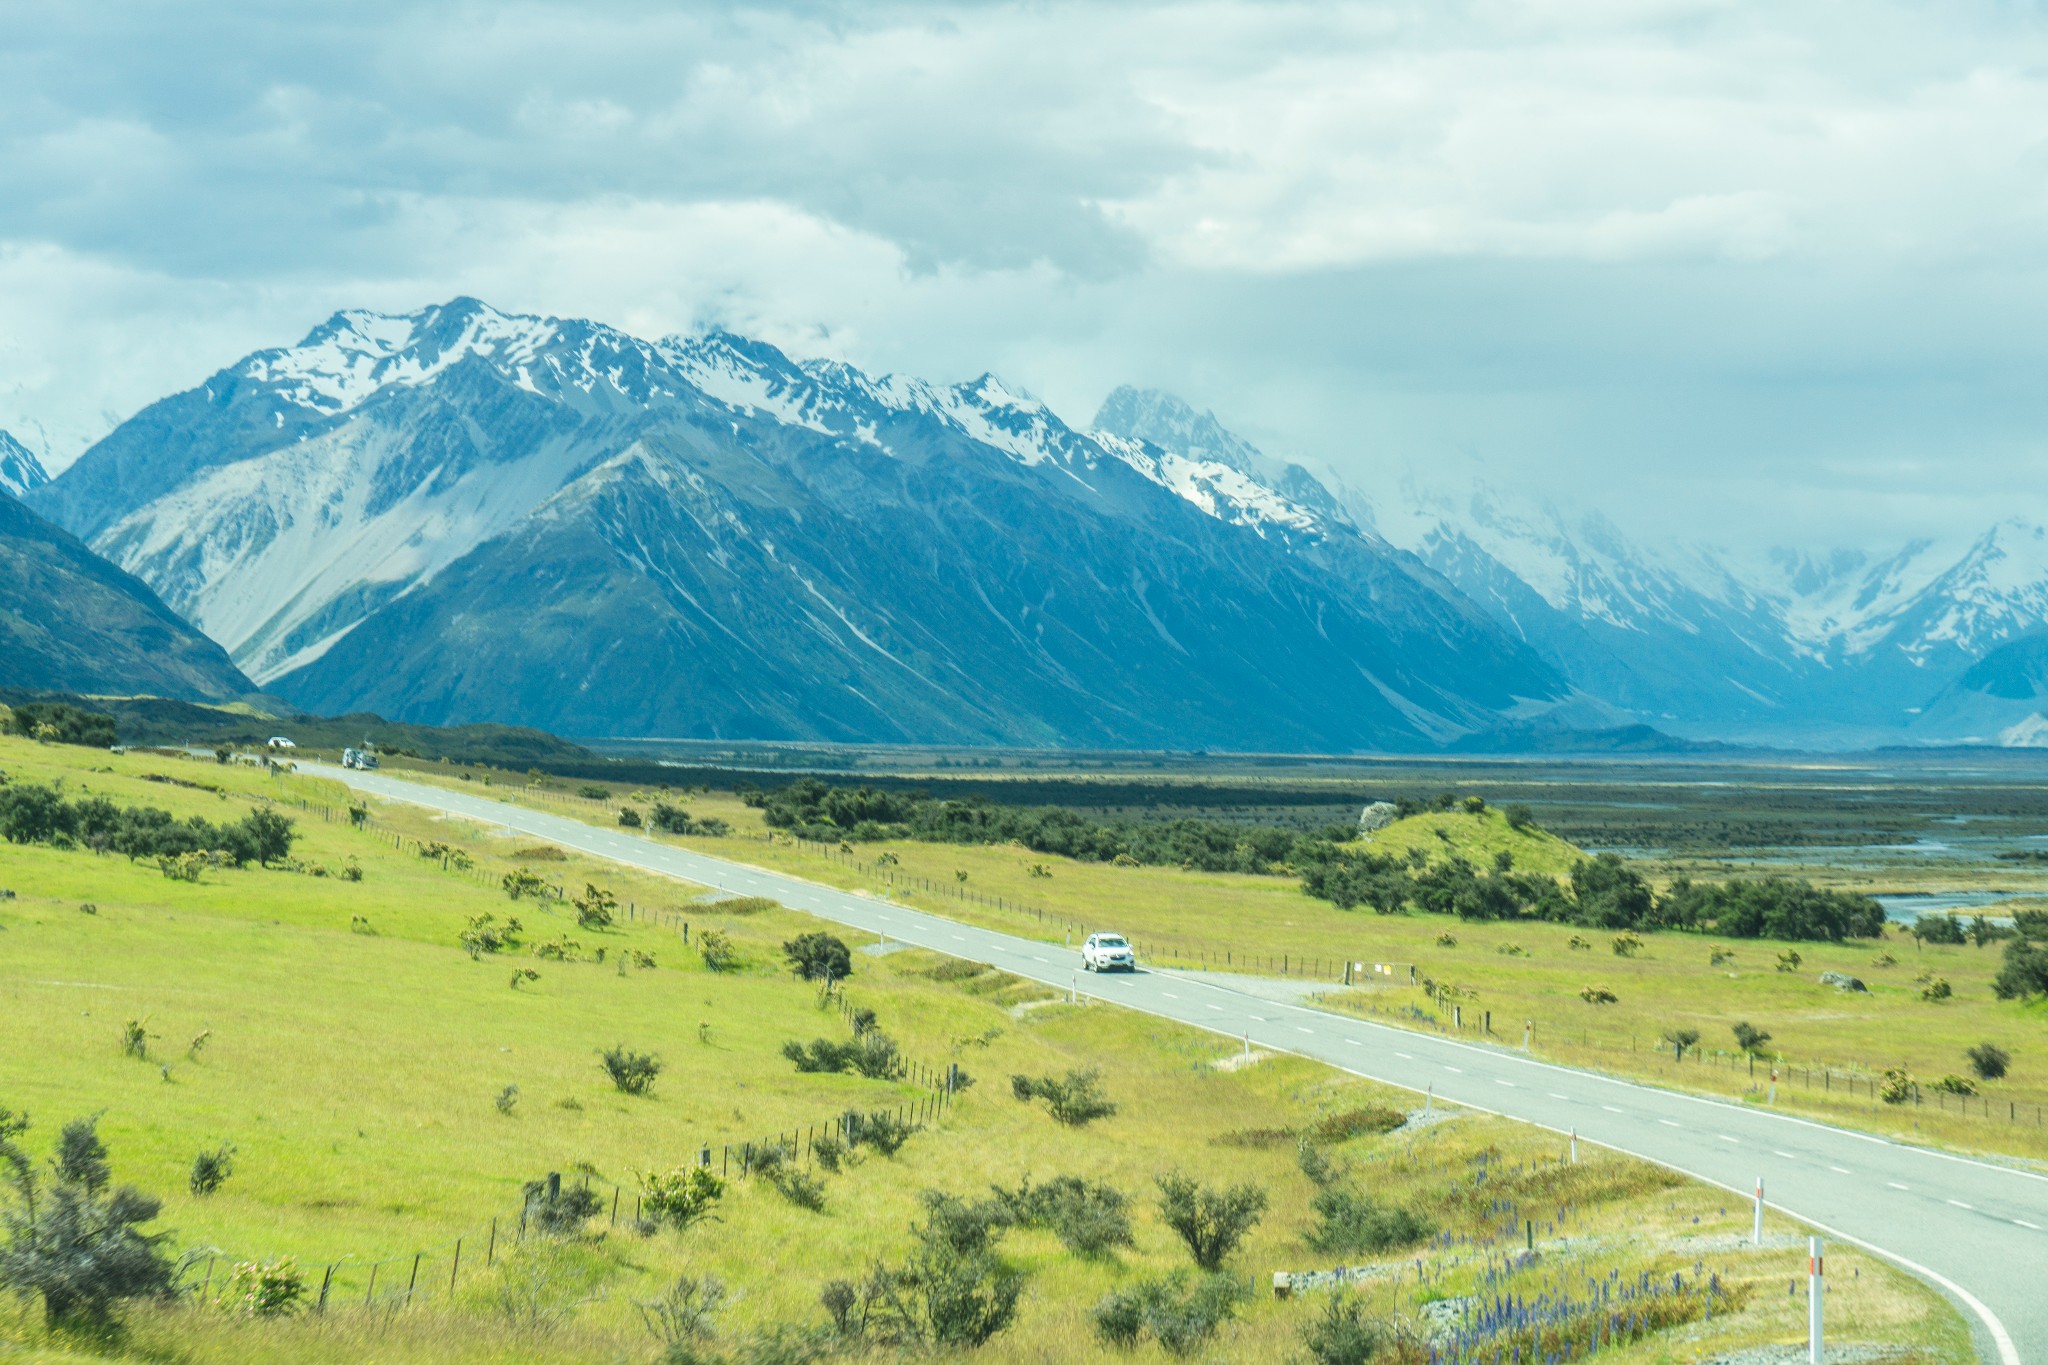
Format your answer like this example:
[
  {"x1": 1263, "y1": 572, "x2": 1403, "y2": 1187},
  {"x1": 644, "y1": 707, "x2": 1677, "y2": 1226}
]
[
  {"x1": 267, "y1": 736, "x2": 296, "y2": 749},
  {"x1": 1082, "y1": 932, "x2": 1136, "y2": 973}
]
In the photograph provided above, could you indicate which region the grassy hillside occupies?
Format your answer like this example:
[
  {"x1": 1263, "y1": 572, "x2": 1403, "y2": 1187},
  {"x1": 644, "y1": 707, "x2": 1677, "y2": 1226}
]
[
  {"x1": 1355, "y1": 806, "x2": 1584, "y2": 880},
  {"x1": 431, "y1": 769, "x2": 2048, "y2": 1163},
  {"x1": 0, "y1": 736, "x2": 1971, "y2": 1362}
]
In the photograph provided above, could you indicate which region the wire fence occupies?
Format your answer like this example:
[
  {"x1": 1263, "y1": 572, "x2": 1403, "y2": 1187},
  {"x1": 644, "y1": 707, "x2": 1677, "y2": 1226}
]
[{"x1": 294, "y1": 773, "x2": 2048, "y2": 1141}]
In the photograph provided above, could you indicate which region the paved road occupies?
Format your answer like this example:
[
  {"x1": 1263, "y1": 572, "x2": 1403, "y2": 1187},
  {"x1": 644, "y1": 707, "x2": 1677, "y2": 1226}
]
[{"x1": 325, "y1": 765, "x2": 2038, "y2": 1362}]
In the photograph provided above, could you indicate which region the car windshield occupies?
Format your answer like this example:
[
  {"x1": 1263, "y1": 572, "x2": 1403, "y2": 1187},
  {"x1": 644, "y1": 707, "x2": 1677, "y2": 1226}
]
[{"x1": 1097, "y1": 936, "x2": 1127, "y2": 948}]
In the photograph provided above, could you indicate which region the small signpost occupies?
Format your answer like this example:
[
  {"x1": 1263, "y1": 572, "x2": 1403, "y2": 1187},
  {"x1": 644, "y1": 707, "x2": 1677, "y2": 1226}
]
[
  {"x1": 1753, "y1": 1175, "x2": 1764, "y2": 1245},
  {"x1": 1808, "y1": 1236, "x2": 1825, "y2": 1363}
]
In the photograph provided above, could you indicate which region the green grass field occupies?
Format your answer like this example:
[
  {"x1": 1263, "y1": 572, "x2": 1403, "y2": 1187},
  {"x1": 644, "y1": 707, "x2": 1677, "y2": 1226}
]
[
  {"x1": 0, "y1": 737, "x2": 1974, "y2": 1361},
  {"x1": 420, "y1": 769, "x2": 2048, "y2": 1163}
]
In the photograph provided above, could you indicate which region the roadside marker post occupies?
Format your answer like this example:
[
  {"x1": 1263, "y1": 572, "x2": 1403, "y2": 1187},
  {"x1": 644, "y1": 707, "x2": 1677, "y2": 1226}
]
[
  {"x1": 1754, "y1": 1176, "x2": 1764, "y2": 1246},
  {"x1": 1809, "y1": 1236, "x2": 1825, "y2": 1363},
  {"x1": 1424, "y1": 1084, "x2": 1432, "y2": 1114},
  {"x1": 1569, "y1": 1128, "x2": 1578, "y2": 1164}
]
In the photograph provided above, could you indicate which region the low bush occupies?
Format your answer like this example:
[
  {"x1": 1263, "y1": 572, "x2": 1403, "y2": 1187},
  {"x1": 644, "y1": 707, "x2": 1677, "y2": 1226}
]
[
  {"x1": 992, "y1": 1175, "x2": 1134, "y2": 1257},
  {"x1": 1297, "y1": 1139, "x2": 1342, "y2": 1188},
  {"x1": 0, "y1": 1111, "x2": 176, "y2": 1328},
  {"x1": 1579, "y1": 986, "x2": 1618, "y2": 1005},
  {"x1": 572, "y1": 884, "x2": 617, "y2": 930},
  {"x1": 699, "y1": 930, "x2": 740, "y2": 972},
  {"x1": 1731, "y1": 1021, "x2": 1772, "y2": 1056},
  {"x1": 784, "y1": 932, "x2": 853, "y2": 982},
  {"x1": 501, "y1": 869, "x2": 549, "y2": 900},
  {"x1": 1307, "y1": 1106, "x2": 1407, "y2": 1143},
  {"x1": 522, "y1": 1177, "x2": 605, "y2": 1235},
  {"x1": 1880, "y1": 1067, "x2": 1915, "y2": 1105},
  {"x1": 212, "y1": 1256, "x2": 305, "y2": 1317},
  {"x1": 1303, "y1": 1186, "x2": 1433, "y2": 1255},
  {"x1": 637, "y1": 1272, "x2": 727, "y2": 1351},
  {"x1": 495, "y1": 1085, "x2": 520, "y2": 1116},
  {"x1": 1933, "y1": 1074, "x2": 1977, "y2": 1097},
  {"x1": 640, "y1": 1166, "x2": 725, "y2": 1232},
  {"x1": 1663, "y1": 1027, "x2": 1701, "y2": 1061},
  {"x1": 844, "y1": 1109, "x2": 916, "y2": 1156},
  {"x1": 189, "y1": 1143, "x2": 235, "y2": 1196},
  {"x1": 600, "y1": 1045, "x2": 663, "y2": 1095},
  {"x1": 617, "y1": 807, "x2": 643, "y2": 828},
  {"x1": 460, "y1": 912, "x2": 522, "y2": 957},
  {"x1": 781, "y1": 1030, "x2": 900, "y2": 1079},
  {"x1": 1968, "y1": 1042, "x2": 2011, "y2": 1081},
  {"x1": 1091, "y1": 1271, "x2": 1249, "y2": 1356},
  {"x1": 1155, "y1": 1172, "x2": 1267, "y2": 1270},
  {"x1": 1921, "y1": 976, "x2": 1953, "y2": 1002},
  {"x1": 1010, "y1": 1068, "x2": 1116, "y2": 1126}
]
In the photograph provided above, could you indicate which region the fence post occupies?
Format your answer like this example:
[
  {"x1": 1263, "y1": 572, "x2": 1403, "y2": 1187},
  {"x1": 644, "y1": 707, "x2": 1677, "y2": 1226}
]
[
  {"x1": 487, "y1": 1217, "x2": 497, "y2": 1266},
  {"x1": 317, "y1": 1263, "x2": 335, "y2": 1314},
  {"x1": 450, "y1": 1237, "x2": 462, "y2": 1296},
  {"x1": 407, "y1": 1252, "x2": 421, "y2": 1303},
  {"x1": 366, "y1": 1262, "x2": 378, "y2": 1305},
  {"x1": 1808, "y1": 1237, "x2": 1824, "y2": 1363}
]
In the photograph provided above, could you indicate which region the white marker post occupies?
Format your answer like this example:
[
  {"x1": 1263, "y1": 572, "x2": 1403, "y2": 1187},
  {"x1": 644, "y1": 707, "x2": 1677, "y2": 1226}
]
[
  {"x1": 1753, "y1": 1176, "x2": 1764, "y2": 1246},
  {"x1": 1569, "y1": 1128, "x2": 1578, "y2": 1164},
  {"x1": 1808, "y1": 1236, "x2": 1825, "y2": 1363},
  {"x1": 1424, "y1": 1084, "x2": 1433, "y2": 1114}
]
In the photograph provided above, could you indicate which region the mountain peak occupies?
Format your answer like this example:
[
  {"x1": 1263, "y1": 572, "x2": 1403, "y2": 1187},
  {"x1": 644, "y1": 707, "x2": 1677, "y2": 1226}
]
[
  {"x1": 0, "y1": 430, "x2": 48, "y2": 499},
  {"x1": 243, "y1": 297, "x2": 562, "y2": 416},
  {"x1": 1094, "y1": 386, "x2": 1264, "y2": 477}
]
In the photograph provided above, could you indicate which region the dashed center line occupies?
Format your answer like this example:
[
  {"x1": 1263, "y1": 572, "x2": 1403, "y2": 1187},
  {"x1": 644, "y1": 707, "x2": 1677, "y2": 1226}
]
[
  {"x1": 1716, "y1": 1135, "x2": 1739, "y2": 1144},
  {"x1": 2015, "y1": 1219, "x2": 2042, "y2": 1230},
  {"x1": 1393, "y1": 1051, "x2": 1413, "y2": 1059},
  {"x1": 1774, "y1": 1151, "x2": 1798, "y2": 1161},
  {"x1": 1495, "y1": 1080, "x2": 1516, "y2": 1088},
  {"x1": 1888, "y1": 1182, "x2": 1911, "y2": 1191},
  {"x1": 1443, "y1": 1066, "x2": 1464, "y2": 1074},
  {"x1": 1548, "y1": 1093, "x2": 1570, "y2": 1101},
  {"x1": 1830, "y1": 1166, "x2": 1852, "y2": 1175},
  {"x1": 1161, "y1": 992, "x2": 1179, "y2": 1000},
  {"x1": 1297, "y1": 1027, "x2": 1314, "y2": 1035},
  {"x1": 1658, "y1": 1119, "x2": 1682, "y2": 1128},
  {"x1": 1948, "y1": 1200, "x2": 1975, "y2": 1210},
  {"x1": 1602, "y1": 1105, "x2": 1624, "y2": 1114}
]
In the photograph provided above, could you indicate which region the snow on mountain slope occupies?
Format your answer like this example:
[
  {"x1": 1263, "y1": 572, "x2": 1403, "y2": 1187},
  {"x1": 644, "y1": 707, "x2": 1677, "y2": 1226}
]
[{"x1": 0, "y1": 431, "x2": 47, "y2": 499}]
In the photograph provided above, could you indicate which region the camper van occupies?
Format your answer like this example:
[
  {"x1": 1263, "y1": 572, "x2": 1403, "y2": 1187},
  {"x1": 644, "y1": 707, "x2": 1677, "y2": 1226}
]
[{"x1": 342, "y1": 747, "x2": 379, "y2": 771}]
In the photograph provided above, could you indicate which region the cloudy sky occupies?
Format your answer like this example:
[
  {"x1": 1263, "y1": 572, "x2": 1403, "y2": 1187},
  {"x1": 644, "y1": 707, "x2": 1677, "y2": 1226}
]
[{"x1": 3, "y1": 0, "x2": 2045, "y2": 550}]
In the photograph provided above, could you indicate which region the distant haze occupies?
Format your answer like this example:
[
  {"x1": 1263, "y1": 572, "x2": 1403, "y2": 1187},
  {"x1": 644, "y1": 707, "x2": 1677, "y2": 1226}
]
[{"x1": 3, "y1": 2, "x2": 2046, "y2": 553}]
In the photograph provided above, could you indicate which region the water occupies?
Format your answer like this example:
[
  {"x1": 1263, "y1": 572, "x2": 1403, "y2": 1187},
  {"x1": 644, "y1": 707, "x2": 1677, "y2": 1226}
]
[{"x1": 1874, "y1": 891, "x2": 2021, "y2": 924}]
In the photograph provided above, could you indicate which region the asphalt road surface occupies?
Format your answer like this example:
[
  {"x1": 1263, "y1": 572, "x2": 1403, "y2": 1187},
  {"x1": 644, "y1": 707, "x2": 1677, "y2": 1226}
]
[{"x1": 324, "y1": 765, "x2": 2039, "y2": 1362}]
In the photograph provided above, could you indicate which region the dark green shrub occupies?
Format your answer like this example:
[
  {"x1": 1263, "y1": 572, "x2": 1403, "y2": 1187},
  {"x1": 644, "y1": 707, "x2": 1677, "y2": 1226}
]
[
  {"x1": 1994, "y1": 941, "x2": 2048, "y2": 1000},
  {"x1": 852, "y1": 1192, "x2": 1022, "y2": 1348},
  {"x1": 0, "y1": 1111, "x2": 174, "y2": 1327},
  {"x1": 1090, "y1": 1272, "x2": 1248, "y2": 1356},
  {"x1": 189, "y1": 1144, "x2": 235, "y2": 1196},
  {"x1": 1307, "y1": 1106, "x2": 1406, "y2": 1143},
  {"x1": 1298, "y1": 1292, "x2": 1396, "y2": 1365},
  {"x1": 1297, "y1": 1140, "x2": 1342, "y2": 1187},
  {"x1": 1968, "y1": 1042, "x2": 2011, "y2": 1080},
  {"x1": 1155, "y1": 1172, "x2": 1267, "y2": 1270},
  {"x1": 811, "y1": 1134, "x2": 845, "y2": 1172},
  {"x1": 699, "y1": 931, "x2": 739, "y2": 972},
  {"x1": 640, "y1": 1166, "x2": 725, "y2": 1231},
  {"x1": 784, "y1": 933, "x2": 852, "y2": 982},
  {"x1": 637, "y1": 1272, "x2": 726, "y2": 1349},
  {"x1": 992, "y1": 1175, "x2": 1133, "y2": 1257},
  {"x1": 600, "y1": 1045, "x2": 663, "y2": 1095},
  {"x1": 617, "y1": 807, "x2": 643, "y2": 828},
  {"x1": 1303, "y1": 1187, "x2": 1433, "y2": 1255},
  {"x1": 844, "y1": 1109, "x2": 915, "y2": 1156},
  {"x1": 1915, "y1": 914, "x2": 1967, "y2": 946},
  {"x1": 1732, "y1": 1021, "x2": 1772, "y2": 1055},
  {"x1": 522, "y1": 1177, "x2": 604, "y2": 1235},
  {"x1": 1663, "y1": 1027, "x2": 1701, "y2": 1061},
  {"x1": 573, "y1": 884, "x2": 616, "y2": 930},
  {"x1": 1011, "y1": 1068, "x2": 1116, "y2": 1126}
]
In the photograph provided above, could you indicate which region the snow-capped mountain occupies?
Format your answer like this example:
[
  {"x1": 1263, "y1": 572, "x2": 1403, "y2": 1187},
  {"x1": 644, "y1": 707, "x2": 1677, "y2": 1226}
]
[
  {"x1": 0, "y1": 431, "x2": 46, "y2": 499},
  {"x1": 32, "y1": 298, "x2": 1567, "y2": 748}
]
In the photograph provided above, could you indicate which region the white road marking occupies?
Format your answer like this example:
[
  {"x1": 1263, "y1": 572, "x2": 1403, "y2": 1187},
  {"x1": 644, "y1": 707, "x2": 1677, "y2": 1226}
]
[
  {"x1": 1888, "y1": 1182, "x2": 1910, "y2": 1191},
  {"x1": 1775, "y1": 1151, "x2": 1798, "y2": 1160},
  {"x1": 1297, "y1": 1027, "x2": 1314, "y2": 1035},
  {"x1": 1549, "y1": 1092, "x2": 1570, "y2": 1100},
  {"x1": 2015, "y1": 1219, "x2": 2041, "y2": 1230},
  {"x1": 1659, "y1": 1119, "x2": 1682, "y2": 1127},
  {"x1": 1393, "y1": 1051, "x2": 1413, "y2": 1059},
  {"x1": 1496, "y1": 1080, "x2": 1516, "y2": 1088},
  {"x1": 1717, "y1": 1135, "x2": 1739, "y2": 1144},
  {"x1": 1161, "y1": 992, "x2": 1179, "y2": 1000},
  {"x1": 1831, "y1": 1166, "x2": 1852, "y2": 1175},
  {"x1": 1602, "y1": 1105, "x2": 1624, "y2": 1114},
  {"x1": 1949, "y1": 1200, "x2": 1975, "y2": 1211},
  {"x1": 1444, "y1": 1066, "x2": 1463, "y2": 1074}
]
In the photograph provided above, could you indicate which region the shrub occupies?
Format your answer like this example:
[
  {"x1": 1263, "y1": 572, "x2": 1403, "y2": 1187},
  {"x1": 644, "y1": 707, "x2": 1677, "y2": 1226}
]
[
  {"x1": 1298, "y1": 1293, "x2": 1395, "y2": 1365},
  {"x1": 1568, "y1": 935, "x2": 1591, "y2": 951},
  {"x1": 844, "y1": 1109, "x2": 916, "y2": 1156},
  {"x1": 1933, "y1": 1074, "x2": 1977, "y2": 1097},
  {"x1": 1662, "y1": 1027, "x2": 1702, "y2": 1062},
  {"x1": 749, "y1": 1146, "x2": 828, "y2": 1212},
  {"x1": 1579, "y1": 986, "x2": 1618, "y2": 1005},
  {"x1": 1731, "y1": 1022, "x2": 1772, "y2": 1056},
  {"x1": 638, "y1": 1272, "x2": 726, "y2": 1350},
  {"x1": 189, "y1": 1144, "x2": 235, "y2": 1196},
  {"x1": 699, "y1": 930, "x2": 739, "y2": 972},
  {"x1": 572, "y1": 884, "x2": 616, "y2": 930},
  {"x1": 1775, "y1": 950, "x2": 1803, "y2": 972},
  {"x1": 522, "y1": 1178, "x2": 605, "y2": 1235},
  {"x1": 532, "y1": 934, "x2": 581, "y2": 962},
  {"x1": 1504, "y1": 803, "x2": 1537, "y2": 832},
  {"x1": 782, "y1": 1031, "x2": 900, "y2": 1079},
  {"x1": 1921, "y1": 976, "x2": 1953, "y2": 1002},
  {"x1": 1914, "y1": 914, "x2": 1967, "y2": 946},
  {"x1": 577, "y1": 786, "x2": 610, "y2": 801},
  {"x1": 460, "y1": 912, "x2": 522, "y2": 958},
  {"x1": 496, "y1": 1085, "x2": 520, "y2": 1116},
  {"x1": 213, "y1": 1256, "x2": 305, "y2": 1317},
  {"x1": 600, "y1": 1045, "x2": 663, "y2": 1095},
  {"x1": 1994, "y1": 941, "x2": 2048, "y2": 999},
  {"x1": 1435, "y1": 932, "x2": 1458, "y2": 947},
  {"x1": 640, "y1": 1166, "x2": 725, "y2": 1231},
  {"x1": 502, "y1": 869, "x2": 549, "y2": 900},
  {"x1": 617, "y1": 807, "x2": 643, "y2": 828},
  {"x1": 1307, "y1": 1106, "x2": 1407, "y2": 1143},
  {"x1": 1155, "y1": 1172, "x2": 1267, "y2": 1270},
  {"x1": 0, "y1": 1112, "x2": 175, "y2": 1327},
  {"x1": 1611, "y1": 934, "x2": 1643, "y2": 958},
  {"x1": 1303, "y1": 1186, "x2": 1432, "y2": 1255},
  {"x1": 120, "y1": 1018, "x2": 152, "y2": 1060},
  {"x1": 784, "y1": 932, "x2": 853, "y2": 983},
  {"x1": 510, "y1": 968, "x2": 540, "y2": 989},
  {"x1": 1297, "y1": 1139, "x2": 1342, "y2": 1188},
  {"x1": 1968, "y1": 1042, "x2": 2011, "y2": 1081},
  {"x1": 992, "y1": 1175, "x2": 1134, "y2": 1257},
  {"x1": 811, "y1": 1134, "x2": 845, "y2": 1172},
  {"x1": 1011, "y1": 1069, "x2": 1117, "y2": 1126},
  {"x1": 1879, "y1": 1067, "x2": 1914, "y2": 1105},
  {"x1": 1090, "y1": 1272, "x2": 1248, "y2": 1356}
]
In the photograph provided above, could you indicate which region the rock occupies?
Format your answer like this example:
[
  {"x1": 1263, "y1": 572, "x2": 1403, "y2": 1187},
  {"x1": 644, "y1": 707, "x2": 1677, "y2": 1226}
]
[
  {"x1": 1819, "y1": 971, "x2": 1868, "y2": 992},
  {"x1": 1358, "y1": 801, "x2": 1398, "y2": 835}
]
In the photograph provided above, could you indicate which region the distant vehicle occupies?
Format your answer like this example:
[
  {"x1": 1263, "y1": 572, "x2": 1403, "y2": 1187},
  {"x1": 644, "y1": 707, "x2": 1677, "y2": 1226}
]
[
  {"x1": 266, "y1": 736, "x2": 296, "y2": 749},
  {"x1": 1082, "y1": 932, "x2": 1136, "y2": 973},
  {"x1": 342, "y1": 747, "x2": 379, "y2": 771}
]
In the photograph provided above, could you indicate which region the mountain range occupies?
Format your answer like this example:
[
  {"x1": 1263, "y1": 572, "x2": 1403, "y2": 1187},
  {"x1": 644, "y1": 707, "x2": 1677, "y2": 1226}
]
[{"x1": 16, "y1": 297, "x2": 2048, "y2": 749}]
